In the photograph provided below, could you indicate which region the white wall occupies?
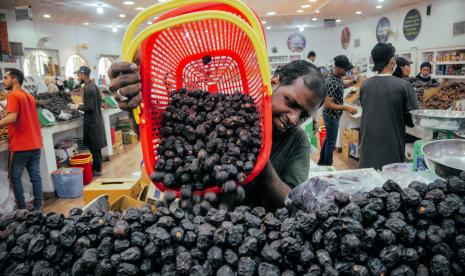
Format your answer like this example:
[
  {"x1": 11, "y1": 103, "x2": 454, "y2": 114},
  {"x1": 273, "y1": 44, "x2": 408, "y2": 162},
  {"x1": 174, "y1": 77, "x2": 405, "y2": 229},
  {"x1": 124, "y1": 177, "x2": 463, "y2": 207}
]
[
  {"x1": 265, "y1": 28, "x2": 338, "y2": 67},
  {"x1": 265, "y1": 0, "x2": 465, "y2": 68},
  {"x1": 334, "y1": 0, "x2": 465, "y2": 63},
  {"x1": 1, "y1": 9, "x2": 123, "y2": 78}
]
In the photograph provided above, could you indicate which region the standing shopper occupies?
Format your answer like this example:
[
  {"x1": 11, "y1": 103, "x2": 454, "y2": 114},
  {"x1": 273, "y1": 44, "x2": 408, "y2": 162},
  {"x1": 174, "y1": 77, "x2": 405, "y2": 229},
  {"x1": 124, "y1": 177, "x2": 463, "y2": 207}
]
[
  {"x1": 393, "y1": 57, "x2": 414, "y2": 82},
  {"x1": 359, "y1": 43, "x2": 419, "y2": 170},
  {"x1": 72, "y1": 66, "x2": 107, "y2": 176},
  {"x1": 0, "y1": 68, "x2": 43, "y2": 211},
  {"x1": 416, "y1": 62, "x2": 438, "y2": 85},
  {"x1": 318, "y1": 55, "x2": 357, "y2": 166}
]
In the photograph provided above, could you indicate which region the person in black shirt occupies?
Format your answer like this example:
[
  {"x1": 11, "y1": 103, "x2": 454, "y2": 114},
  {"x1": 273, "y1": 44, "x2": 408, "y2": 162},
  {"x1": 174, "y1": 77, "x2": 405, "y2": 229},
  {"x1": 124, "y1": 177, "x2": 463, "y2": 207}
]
[
  {"x1": 318, "y1": 55, "x2": 357, "y2": 166},
  {"x1": 71, "y1": 66, "x2": 107, "y2": 176},
  {"x1": 416, "y1": 61, "x2": 438, "y2": 85},
  {"x1": 359, "y1": 43, "x2": 419, "y2": 170}
]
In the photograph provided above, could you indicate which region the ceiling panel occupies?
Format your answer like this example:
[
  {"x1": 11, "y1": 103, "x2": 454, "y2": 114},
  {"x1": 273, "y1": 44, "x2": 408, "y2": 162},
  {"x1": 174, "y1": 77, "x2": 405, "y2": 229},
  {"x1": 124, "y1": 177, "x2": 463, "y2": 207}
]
[{"x1": 0, "y1": 0, "x2": 427, "y2": 32}]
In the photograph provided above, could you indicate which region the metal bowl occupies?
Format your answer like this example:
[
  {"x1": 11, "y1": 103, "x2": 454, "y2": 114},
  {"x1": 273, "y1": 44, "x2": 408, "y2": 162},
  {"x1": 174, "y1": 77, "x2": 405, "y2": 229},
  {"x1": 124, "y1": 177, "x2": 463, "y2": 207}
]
[
  {"x1": 410, "y1": 109, "x2": 465, "y2": 131},
  {"x1": 422, "y1": 139, "x2": 465, "y2": 178}
]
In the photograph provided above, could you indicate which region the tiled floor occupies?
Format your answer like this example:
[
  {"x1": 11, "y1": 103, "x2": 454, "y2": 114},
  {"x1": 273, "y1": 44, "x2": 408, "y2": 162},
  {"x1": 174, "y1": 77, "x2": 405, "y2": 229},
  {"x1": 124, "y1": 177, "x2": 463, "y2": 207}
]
[
  {"x1": 43, "y1": 143, "x2": 143, "y2": 214},
  {"x1": 43, "y1": 143, "x2": 358, "y2": 214}
]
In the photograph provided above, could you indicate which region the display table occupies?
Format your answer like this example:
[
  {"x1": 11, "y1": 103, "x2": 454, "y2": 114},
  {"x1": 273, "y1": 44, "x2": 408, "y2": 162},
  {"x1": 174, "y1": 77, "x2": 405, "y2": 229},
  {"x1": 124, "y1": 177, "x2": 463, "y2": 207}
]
[{"x1": 0, "y1": 108, "x2": 126, "y2": 193}]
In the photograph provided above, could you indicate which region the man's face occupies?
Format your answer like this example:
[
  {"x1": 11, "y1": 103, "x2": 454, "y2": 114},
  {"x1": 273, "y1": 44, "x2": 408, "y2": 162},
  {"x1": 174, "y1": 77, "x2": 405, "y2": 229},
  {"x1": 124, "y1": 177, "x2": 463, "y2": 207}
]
[
  {"x1": 271, "y1": 77, "x2": 321, "y2": 132},
  {"x1": 421, "y1": 67, "x2": 431, "y2": 77},
  {"x1": 77, "y1": 73, "x2": 85, "y2": 83},
  {"x1": 335, "y1": 66, "x2": 347, "y2": 77},
  {"x1": 3, "y1": 72, "x2": 15, "y2": 90},
  {"x1": 310, "y1": 56, "x2": 316, "y2": 62}
]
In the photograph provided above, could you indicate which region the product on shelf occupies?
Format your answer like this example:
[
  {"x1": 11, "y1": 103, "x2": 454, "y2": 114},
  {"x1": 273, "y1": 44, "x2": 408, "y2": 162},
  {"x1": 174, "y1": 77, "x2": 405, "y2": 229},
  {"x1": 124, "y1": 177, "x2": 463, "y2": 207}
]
[
  {"x1": 421, "y1": 81, "x2": 465, "y2": 110},
  {"x1": 1, "y1": 173, "x2": 465, "y2": 275},
  {"x1": 152, "y1": 89, "x2": 262, "y2": 194}
]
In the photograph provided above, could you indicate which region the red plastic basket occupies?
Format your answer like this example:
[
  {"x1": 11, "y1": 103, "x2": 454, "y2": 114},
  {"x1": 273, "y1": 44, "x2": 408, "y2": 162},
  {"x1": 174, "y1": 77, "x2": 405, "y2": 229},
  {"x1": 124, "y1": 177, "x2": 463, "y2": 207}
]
[{"x1": 137, "y1": 3, "x2": 272, "y2": 195}]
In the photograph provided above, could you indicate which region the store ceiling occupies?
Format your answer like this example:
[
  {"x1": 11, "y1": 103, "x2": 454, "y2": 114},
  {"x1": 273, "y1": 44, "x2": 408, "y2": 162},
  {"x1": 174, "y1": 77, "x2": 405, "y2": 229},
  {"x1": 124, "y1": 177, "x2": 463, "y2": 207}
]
[{"x1": 0, "y1": 0, "x2": 427, "y2": 32}]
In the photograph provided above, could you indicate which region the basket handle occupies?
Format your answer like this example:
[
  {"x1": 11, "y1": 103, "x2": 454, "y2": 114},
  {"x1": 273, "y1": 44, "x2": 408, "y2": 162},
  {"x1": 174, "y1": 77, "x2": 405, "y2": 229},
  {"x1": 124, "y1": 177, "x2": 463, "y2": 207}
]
[
  {"x1": 122, "y1": 0, "x2": 265, "y2": 55},
  {"x1": 122, "y1": 11, "x2": 272, "y2": 125}
]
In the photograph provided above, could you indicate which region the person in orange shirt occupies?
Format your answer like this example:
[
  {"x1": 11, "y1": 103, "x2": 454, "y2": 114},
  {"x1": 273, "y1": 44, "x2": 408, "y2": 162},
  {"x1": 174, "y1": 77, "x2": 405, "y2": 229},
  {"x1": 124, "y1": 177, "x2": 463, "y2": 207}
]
[{"x1": 0, "y1": 68, "x2": 43, "y2": 211}]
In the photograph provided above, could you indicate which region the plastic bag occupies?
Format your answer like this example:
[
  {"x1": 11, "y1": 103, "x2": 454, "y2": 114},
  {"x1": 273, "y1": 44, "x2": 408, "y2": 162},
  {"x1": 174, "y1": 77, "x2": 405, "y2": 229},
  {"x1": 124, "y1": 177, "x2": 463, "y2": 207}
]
[
  {"x1": 286, "y1": 169, "x2": 385, "y2": 212},
  {"x1": 0, "y1": 170, "x2": 15, "y2": 214},
  {"x1": 58, "y1": 111, "x2": 72, "y2": 121}
]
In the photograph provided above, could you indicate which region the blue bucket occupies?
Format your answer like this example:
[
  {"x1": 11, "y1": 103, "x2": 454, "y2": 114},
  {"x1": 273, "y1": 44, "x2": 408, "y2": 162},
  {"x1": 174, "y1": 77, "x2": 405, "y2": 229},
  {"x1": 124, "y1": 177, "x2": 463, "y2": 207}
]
[{"x1": 52, "y1": 167, "x2": 84, "y2": 198}]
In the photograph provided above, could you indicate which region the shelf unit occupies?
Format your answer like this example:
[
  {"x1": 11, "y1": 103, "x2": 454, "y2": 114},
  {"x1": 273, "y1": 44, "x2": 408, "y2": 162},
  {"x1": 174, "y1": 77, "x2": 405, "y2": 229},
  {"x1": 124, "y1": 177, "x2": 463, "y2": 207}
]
[{"x1": 420, "y1": 46, "x2": 465, "y2": 80}]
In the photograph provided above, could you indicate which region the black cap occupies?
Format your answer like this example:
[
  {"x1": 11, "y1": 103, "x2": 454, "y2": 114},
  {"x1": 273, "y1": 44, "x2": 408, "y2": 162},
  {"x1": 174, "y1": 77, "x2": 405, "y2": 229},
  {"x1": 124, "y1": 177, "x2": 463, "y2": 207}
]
[
  {"x1": 74, "y1": 66, "x2": 91, "y2": 75},
  {"x1": 395, "y1": 57, "x2": 412, "y2": 67},
  {"x1": 371, "y1": 43, "x2": 396, "y2": 72},
  {"x1": 420, "y1": 61, "x2": 432, "y2": 70},
  {"x1": 334, "y1": 55, "x2": 353, "y2": 71}
]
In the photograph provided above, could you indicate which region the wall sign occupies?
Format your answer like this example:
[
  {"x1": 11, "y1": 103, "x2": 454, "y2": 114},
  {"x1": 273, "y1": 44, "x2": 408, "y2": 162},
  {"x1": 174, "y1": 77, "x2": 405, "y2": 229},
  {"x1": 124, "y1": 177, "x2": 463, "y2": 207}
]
[
  {"x1": 287, "y1": 33, "x2": 306, "y2": 53},
  {"x1": 341, "y1": 27, "x2": 351, "y2": 49},
  {"x1": 403, "y1": 9, "x2": 422, "y2": 41},
  {"x1": 376, "y1": 17, "x2": 391, "y2": 43}
]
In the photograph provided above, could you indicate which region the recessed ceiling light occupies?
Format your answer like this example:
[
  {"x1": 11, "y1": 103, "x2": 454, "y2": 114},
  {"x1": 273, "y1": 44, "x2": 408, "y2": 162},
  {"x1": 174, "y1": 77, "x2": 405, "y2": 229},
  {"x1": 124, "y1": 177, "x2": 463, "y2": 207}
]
[
  {"x1": 119, "y1": 14, "x2": 126, "y2": 18},
  {"x1": 309, "y1": 0, "x2": 317, "y2": 2},
  {"x1": 297, "y1": 10, "x2": 304, "y2": 13},
  {"x1": 112, "y1": 25, "x2": 118, "y2": 32},
  {"x1": 316, "y1": 9, "x2": 320, "y2": 13},
  {"x1": 301, "y1": 5, "x2": 311, "y2": 8},
  {"x1": 266, "y1": 26, "x2": 271, "y2": 30},
  {"x1": 135, "y1": 7, "x2": 144, "y2": 11},
  {"x1": 84, "y1": 22, "x2": 90, "y2": 25},
  {"x1": 312, "y1": 17, "x2": 318, "y2": 21},
  {"x1": 123, "y1": 1, "x2": 135, "y2": 5},
  {"x1": 376, "y1": 5, "x2": 382, "y2": 9},
  {"x1": 261, "y1": 20, "x2": 267, "y2": 24},
  {"x1": 378, "y1": 0, "x2": 384, "y2": 2},
  {"x1": 336, "y1": 19, "x2": 341, "y2": 23},
  {"x1": 159, "y1": 0, "x2": 166, "y2": 2},
  {"x1": 97, "y1": 5, "x2": 103, "y2": 14},
  {"x1": 43, "y1": 14, "x2": 51, "y2": 18},
  {"x1": 356, "y1": 11, "x2": 362, "y2": 15},
  {"x1": 299, "y1": 26, "x2": 304, "y2": 32},
  {"x1": 266, "y1": 12, "x2": 276, "y2": 16}
]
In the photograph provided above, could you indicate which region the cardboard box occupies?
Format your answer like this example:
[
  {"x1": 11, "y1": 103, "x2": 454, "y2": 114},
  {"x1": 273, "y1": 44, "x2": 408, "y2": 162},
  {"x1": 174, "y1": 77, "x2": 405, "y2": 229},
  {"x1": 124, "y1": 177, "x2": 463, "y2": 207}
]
[
  {"x1": 350, "y1": 128, "x2": 360, "y2": 145},
  {"x1": 115, "y1": 130, "x2": 123, "y2": 145},
  {"x1": 140, "y1": 163, "x2": 151, "y2": 187},
  {"x1": 113, "y1": 142, "x2": 123, "y2": 155},
  {"x1": 123, "y1": 131, "x2": 138, "y2": 145},
  {"x1": 342, "y1": 144, "x2": 350, "y2": 158},
  {"x1": 139, "y1": 183, "x2": 163, "y2": 207},
  {"x1": 83, "y1": 178, "x2": 142, "y2": 204},
  {"x1": 110, "y1": 195, "x2": 145, "y2": 212},
  {"x1": 349, "y1": 143, "x2": 360, "y2": 159}
]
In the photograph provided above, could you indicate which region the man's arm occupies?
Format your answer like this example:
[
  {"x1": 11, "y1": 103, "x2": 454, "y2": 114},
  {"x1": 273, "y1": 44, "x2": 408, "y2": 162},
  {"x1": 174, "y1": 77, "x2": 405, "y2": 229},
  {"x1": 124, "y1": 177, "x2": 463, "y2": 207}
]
[
  {"x1": 325, "y1": 79, "x2": 357, "y2": 114},
  {"x1": 343, "y1": 79, "x2": 357, "y2": 88},
  {"x1": 0, "y1": 112, "x2": 18, "y2": 127},
  {"x1": 255, "y1": 161, "x2": 292, "y2": 210}
]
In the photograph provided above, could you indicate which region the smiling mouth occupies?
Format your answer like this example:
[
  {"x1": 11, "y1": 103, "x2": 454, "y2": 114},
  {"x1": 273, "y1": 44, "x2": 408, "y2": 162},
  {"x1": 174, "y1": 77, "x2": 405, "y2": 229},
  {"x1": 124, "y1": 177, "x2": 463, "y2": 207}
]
[{"x1": 274, "y1": 116, "x2": 290, "y2": 131}]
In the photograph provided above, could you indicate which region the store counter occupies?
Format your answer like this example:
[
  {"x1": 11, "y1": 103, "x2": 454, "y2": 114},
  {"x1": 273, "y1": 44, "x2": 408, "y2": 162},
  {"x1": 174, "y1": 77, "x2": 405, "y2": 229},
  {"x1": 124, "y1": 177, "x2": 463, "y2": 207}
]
[{"x1": 0, "y1": 108, "x2": 126, "y2": 193}]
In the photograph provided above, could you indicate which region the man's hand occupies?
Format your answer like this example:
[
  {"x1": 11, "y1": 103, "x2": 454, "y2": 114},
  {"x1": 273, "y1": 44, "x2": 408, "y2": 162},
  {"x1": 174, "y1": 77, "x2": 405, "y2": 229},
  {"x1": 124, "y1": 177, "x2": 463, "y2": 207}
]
[
  {"x1": 108, "y1": 62, "x2": 142, "y2": 111},
  {"x1": 68, "y1": 103, "x2": 79, "y2": 110},
  {"x1": 345, "y1": 106, "x2": 358, "y2": 115}
]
